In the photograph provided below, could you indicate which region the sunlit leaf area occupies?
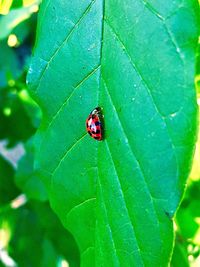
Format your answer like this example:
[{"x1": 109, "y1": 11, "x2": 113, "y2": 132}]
[{"x1": 0, "y1": 1, "x2": 200, "y2": 266}]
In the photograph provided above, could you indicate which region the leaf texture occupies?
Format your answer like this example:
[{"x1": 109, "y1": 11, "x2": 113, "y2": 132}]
[{"x1": 27, "y1": 0, "x2": 199, "y2": 266}]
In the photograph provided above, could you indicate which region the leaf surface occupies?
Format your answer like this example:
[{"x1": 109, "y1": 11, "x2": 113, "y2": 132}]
[{"x1": 27, "y1": 1, "x2": 199, "y2": 266}]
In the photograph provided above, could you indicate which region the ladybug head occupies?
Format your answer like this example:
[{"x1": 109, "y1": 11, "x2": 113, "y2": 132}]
[{"x1": 91, "y1": 107, "x2": 101, "y2": 115}]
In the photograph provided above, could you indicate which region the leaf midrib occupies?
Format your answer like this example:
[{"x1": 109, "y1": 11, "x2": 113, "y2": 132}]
[
  {"x1": 35, "y1": 0, "x2": 97, "y2": 93},
  {"x1": 96, "y1": 0, "x2": 146, "y2": 264},
  {"x1": 95, "y1": 1, "x2": 181, "y2": 264}
]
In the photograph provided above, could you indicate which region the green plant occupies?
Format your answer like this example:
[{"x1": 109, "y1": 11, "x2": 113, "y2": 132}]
[{"x1": 0, "y1": 1, "x2": 200, "y2": 266}]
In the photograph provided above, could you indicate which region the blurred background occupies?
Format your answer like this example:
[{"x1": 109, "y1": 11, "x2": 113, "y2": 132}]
[{"x1": 0, "y1": 1, "x2": 199, "y2": 266}]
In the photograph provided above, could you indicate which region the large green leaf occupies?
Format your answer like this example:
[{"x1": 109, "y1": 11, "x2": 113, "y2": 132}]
[
  {"x1": 0, "y1": 2, "x2": 40, "y2": 40},
  {"x1": 27, "y1": 1, "x2": 199, "y2": 266}
]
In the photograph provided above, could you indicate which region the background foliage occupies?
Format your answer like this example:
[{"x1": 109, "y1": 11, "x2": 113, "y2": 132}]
[{"x1": 0, "y1": 1, "x2": 199, "y2": 266}]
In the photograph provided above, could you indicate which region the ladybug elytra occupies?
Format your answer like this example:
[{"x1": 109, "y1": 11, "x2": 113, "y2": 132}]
[{"x1": 86, "y1": 107, "x2": 103, "y2": 141}]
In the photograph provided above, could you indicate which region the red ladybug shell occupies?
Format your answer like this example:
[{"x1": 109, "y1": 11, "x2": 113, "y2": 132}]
[{"x1": 86, "y1": 107, "x2": 103, "y2": 141}]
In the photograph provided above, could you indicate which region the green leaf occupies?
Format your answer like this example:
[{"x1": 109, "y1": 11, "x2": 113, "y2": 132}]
[
  {"x1": 0, "y1": 41, "x2": 21, "y2": 88},
  {"x1": 27, "y1": 1, "x2": 199, "y2": 266},
  {"x1": 171, "y1": 235, "x2": 190, "y2": 267},
  {"x1": 15, "y1": 140, "x2": 48, "y2": 201},
  {"x1": 31, "y1": 201, "x2": 80, "y2": 267},
  {"x1": 175, "y1": 180, "x2": 200, "y2": 240},
  {"x1": 0, "y1": 155, "x2": 20, "y2": 205},
  {"x1": 6, "y1": 206, "x2": 44, "y2": 267},
  {"x1": 2, "y1": 201, "x2": 80, "y2": 267},
  {"x1": 10, "y1": 0, "x2": 22, "y2": 9},
  {"x1": 0, "y1": 3, "x2": 39, "y2": 40},
  {"x1": 0, "y1": 90, "x2": 37, "y2": 146}
]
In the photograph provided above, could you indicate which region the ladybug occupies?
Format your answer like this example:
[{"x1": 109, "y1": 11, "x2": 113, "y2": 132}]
[{"x1": 86, "y1": 107, "x2": 103, "y2": 141}]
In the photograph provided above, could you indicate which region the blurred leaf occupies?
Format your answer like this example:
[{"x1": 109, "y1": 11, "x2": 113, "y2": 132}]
[
  {"x1": 0, "y1": 155, "x2": 20, "y2": 206},
  {"x1": 173, "y1": 179, "x2": 200, "y2": 265},
  {"x1": 23, "y1": 0, "x2": 39, "y2": 7},
  {"x1": 176, "y1": 208, "x2": 199, "y2": 240},
  {"x1": 13, "y1": 16, "x2": 33, "y2": 44},
  {"x1": 186, "y1": 181, "x2": 200, "y2": 218},
  {"x1": 8, "y1": 206, "x2": 44, "y2": 267},
  {"x1": 0, "y1": 91, "x2": 37, "y2": 147},
  {"x1": 0, "y1": 0, "x2": 13, "y2": 15},
  {"x1": 0, "y1": 261, "x2": 6, "y2": 267},
  {"x1": 195, "y1": 75, "x2": 200, "y2": 94},
  {"x1": 190, "y1": 109, "x2": 200, "y2": 181},
  {"x1": 171, "y1": 235, "x2": 190, "y2": 267},
  {"x1": 11, "y1": 0, "x2": 23, "y2": 9},
  {"x1": 175, "y1": 180, "x2": 200, "y2": 241},
  {"x1": 40, "y1": 238, "x2": 59, "y2": 267},
  {"x1": 28, "y1": 0, "x2": 199, "y2": 266},
  {"x1": 2, "y1": 201, "x2": 80, "y2": 267},
  {"x1": 18, "y1": 88, "x2": 41, "y2": 128},
  {"x1": 15, "y1": 139, "x2": 47, "y2": 201},
  {"x1": 31, "y1": 201, "x2": 80, "y2": 267},
  {"x1": 0, "y1": 41, "x2": 20, "y2": 88},
  {"x1": 0, "y1": 4, "x2": 38, "y2": 40},
  {"x1": 196, "y1": 40, "x2": 200, "y2": 78}
]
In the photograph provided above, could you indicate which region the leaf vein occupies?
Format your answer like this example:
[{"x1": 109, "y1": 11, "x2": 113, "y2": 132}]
[
  {"x1": 141, "y1": 0, "x2": 164, "y2": 20},
  {"x1": 37, "y1": 65, "x2": 100, "y2": 163},
  {"x1": 105, "y1": 19, "x2": 179, "y2": 179},
  {"x1": 105, "y1": 140, "x2": 144, "y2": 264},
  {"x1": 140, "y1": 0, "x2": 185, "y2": 67},
  {"x1": 51, "y1": 133, "x2": 87, "y2": 176},
  {"x1": 48, "y1": 65, "x2": 100, "y2": 125},
  {"x1": 96, "y1": 165, "x2": 121, "y2": 266},
  {"x1": 102, "y1": 78, "x2": 160, "y2": 227},
  {"x1": 35, "y1": 0, "x2": 97, "y2": 93},
  {"x1": 81, "y1": 246, "x2": 94, "y2": 258},
  {"x1": 66, "y1": 197, "x2": 96, "y2": 220}
]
